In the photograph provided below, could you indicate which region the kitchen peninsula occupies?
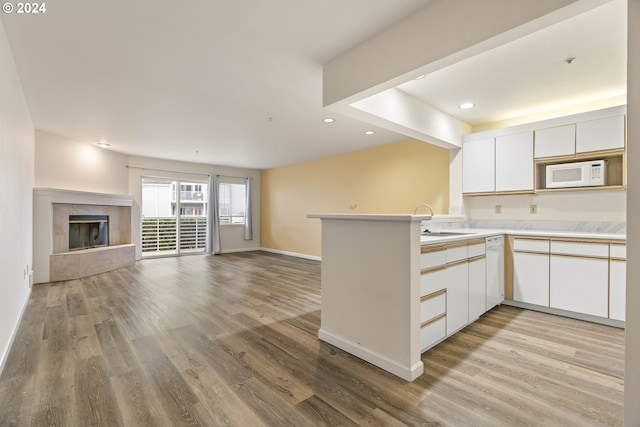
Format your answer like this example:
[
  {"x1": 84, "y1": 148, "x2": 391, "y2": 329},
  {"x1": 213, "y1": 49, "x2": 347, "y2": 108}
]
[
  {"x1": 309, "y1": 213, "x2": 506, "y2": 381},
  {"x1": 307, "y1": 213, "x2": 428, "y2": 381},
  {"x1": 310, "y1": 212, "x2": 626, "y2": 382}
]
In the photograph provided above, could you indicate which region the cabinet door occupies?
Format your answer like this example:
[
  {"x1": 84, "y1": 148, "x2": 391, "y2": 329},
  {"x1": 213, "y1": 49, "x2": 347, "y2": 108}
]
[
  {"x1": 610, "y1": 260, "x2": 626, "y2": 321},
  {"x1": 495, "y1": 131, "x2": 534, "y2": 192},
  {"x1": 420, "y1": 267, "x2": 447, "y2": 296},
  {"x1": 513, "y1": 252, "x2": 549, "y2": 306},
  {"x1": 420, "y1": 316, "x2": 446, "y2": 353},
  {"x1": 462, "y1": 138, "x2": 494, "y2": 193},
  {"x1": 468, "y1": 258, "x2": 486, "y2": 322},
  {"x1": 446, "y1": 262, "x2": 469, "y2": 336},
  {"x1": 534, "y1": 124, "x2": 575, "y2": 158},
  {"x1": 550, "y1": 256, "x2": 608, "y2": 317},
  {"x1": 576, "y1": 115, "x2": 625, "y2": 153}
]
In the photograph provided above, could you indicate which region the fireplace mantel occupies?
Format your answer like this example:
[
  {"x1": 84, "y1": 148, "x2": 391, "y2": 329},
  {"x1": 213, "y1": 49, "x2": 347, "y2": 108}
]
[
  {"x1": 33, "y1": 188, "x2": 135, "y2": 283},
  {"x1": 34, "y1": 187, "x2": 133, "y2": 207}
]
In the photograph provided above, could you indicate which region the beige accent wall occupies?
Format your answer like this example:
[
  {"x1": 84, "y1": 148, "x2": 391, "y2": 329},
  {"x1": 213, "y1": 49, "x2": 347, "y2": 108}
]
[{"x1": 261, "y1": 139, "x2": 449, "y2": 257}]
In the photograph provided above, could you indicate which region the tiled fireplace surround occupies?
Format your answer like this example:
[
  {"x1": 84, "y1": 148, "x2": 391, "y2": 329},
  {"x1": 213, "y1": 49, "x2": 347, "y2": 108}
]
[{"x1": 33, "y1": 188, "x2": 135, "y2": 284}]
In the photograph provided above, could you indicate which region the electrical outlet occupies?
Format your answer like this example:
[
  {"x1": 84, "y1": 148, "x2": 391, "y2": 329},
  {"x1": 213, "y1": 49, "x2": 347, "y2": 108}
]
[
  {"x1": 530, "y1": 204, "x2": 538, "y2": 214},
  {"x1": 495, "y1": 205, "x2": 502, "y2": 214}
]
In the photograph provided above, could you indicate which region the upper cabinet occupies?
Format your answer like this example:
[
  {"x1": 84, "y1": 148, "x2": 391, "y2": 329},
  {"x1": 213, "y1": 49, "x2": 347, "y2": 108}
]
[
  {"x1": 576, "y1": 115, "x2": 625, "y2": 153},
  {"x1": 534, "y1": 124, "x2": 575, "y2": 158},
  {"x1": 462, "y1": 138, "x2": 494, "y2": 193},
  {"x1": 495, "y1": 131, "x2": 534, "y2": 192},
  {"x1": 462, "y1": 131, "x2": 535, "y2": 194},
  {"x1": 462, "y1": 106, "x2": 626, "y2": 195}
]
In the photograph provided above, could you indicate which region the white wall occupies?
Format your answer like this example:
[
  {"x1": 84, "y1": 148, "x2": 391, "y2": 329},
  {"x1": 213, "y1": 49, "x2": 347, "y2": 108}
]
[
  {"x1": 464, "y1": 191, "x2": 626, "y2": 223},
  {"x1": 0, "y1": 19, "x2": 35, "y2": 373},
  {"x1": 127, "y1": 156, "x2": 260, "y2": 259},
  {"x1": 35, "y1": 129, "x2": 129, "y2": 195}
]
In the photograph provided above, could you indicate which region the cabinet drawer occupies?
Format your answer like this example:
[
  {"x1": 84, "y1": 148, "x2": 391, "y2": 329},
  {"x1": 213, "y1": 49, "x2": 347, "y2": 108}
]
[
  {"x1": 420, "y1": 315, "x2": 446, "y2": 352},
  {"x1": 550, "y1": 241, "x2": 608, "y2": 257},
  {"x1": 420, "y1": 268, "x2": 447, "y2": 296},
  {"x1": 468, "y1": 243, "x2": 485, "y2": 258},
  {"x1": 610, "y1": 244, "x2": 626, "y2": 259},
  {"x1": 420, "y1": 249, "x2": 446, "y2": 270},
  {"x1": 446, "y1": 245, "x2": 468, "y2": 263},
  {"x1": 420, "y1": 291, "x2": 446, "y2": 324},
  {"x1": 514, "y1": 239, "x2": 549, "y2": 252}
]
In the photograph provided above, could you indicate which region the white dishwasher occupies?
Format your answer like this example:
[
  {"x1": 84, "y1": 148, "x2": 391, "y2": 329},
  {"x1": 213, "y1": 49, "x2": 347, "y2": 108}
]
[{"x1": 485, "y1": 235, "x2": 504, "y2": 311}]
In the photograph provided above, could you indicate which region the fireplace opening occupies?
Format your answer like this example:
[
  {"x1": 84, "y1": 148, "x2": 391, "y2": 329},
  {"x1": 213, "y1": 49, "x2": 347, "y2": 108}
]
[{"x1": 69, "y1": 215, "x2": 109, "y2": 251}]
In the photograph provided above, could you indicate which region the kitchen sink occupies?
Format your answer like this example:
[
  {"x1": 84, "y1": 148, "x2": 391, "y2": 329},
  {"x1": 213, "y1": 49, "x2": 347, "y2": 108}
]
[{"x1": 421, "y1": 231, "x2": 476, "y2": 236}]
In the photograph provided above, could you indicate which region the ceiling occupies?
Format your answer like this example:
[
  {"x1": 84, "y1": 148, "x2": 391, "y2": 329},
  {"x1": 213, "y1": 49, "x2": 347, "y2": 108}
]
[
  {"x1": 1, "y1": 0, "x2": 627, "y2": 170},
  {"x1": 395, "y1": 0, "x2": 626, "y2": 129}
]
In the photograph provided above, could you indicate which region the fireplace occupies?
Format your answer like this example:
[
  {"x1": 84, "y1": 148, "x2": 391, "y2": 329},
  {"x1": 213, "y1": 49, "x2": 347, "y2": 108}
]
[{"x1": 69, "y1": 215, "x2": 109, "y2": 251}]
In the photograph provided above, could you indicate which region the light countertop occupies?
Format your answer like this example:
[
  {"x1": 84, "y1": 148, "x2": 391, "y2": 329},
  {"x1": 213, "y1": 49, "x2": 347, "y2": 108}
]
[{"x1": 420, "y1": 228, "x2": 626, "y2": 244}]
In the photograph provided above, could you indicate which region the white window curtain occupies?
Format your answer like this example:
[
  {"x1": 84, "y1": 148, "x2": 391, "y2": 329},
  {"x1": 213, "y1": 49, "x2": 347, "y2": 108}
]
[
  {"x1": 207, "y1": 174, "x2": 221, "y2": 254},
  {"x1": 244, "y1": 177, "x2": 253, "y2": 240}
]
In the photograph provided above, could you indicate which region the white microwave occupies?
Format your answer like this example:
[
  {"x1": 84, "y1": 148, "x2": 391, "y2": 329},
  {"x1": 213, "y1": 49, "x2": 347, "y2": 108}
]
[{"x1": 546, "y1": 160, "x2": 607, "y2": 188}]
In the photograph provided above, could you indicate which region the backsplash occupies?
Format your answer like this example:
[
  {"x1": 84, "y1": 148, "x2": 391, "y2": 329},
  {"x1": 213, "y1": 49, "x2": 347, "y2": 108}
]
[
  {"x1": 469, "y1": 219, "x2": 625, "y2": 235},
  {"x1": 421, "y1": 218, "x2": 625, "y2": 235}
]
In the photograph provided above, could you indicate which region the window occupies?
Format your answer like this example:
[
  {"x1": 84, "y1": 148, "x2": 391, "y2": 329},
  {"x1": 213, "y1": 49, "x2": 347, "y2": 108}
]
[{"x1": 219, "y1": 182, "x2": 246, "y2": 224}]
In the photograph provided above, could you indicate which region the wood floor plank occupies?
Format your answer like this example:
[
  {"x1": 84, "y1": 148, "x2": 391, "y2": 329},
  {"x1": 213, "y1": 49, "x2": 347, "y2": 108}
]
[
  {"x1": 130, "y1": 335, "x2": 203, "y2": 426},
  {"x1": 94, "y1": 319, "x2": 138, "y2": 376},
  {"x1": 75, "y1": 355, "x2": 124, "y2": 426},
  {"x1": 110, "y1": 367, "x2": 173, "y2": 427},
  {"x1": 66, "y1": 291, "x2": 88, "y2": 317},
  {"x1": 0, "y1": 251, "x2": 625, "y2": 426}
]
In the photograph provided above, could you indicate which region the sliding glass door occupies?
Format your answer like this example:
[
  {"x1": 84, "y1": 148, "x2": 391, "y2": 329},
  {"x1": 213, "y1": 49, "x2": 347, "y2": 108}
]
[{"x1": 141, "y1": 177, "x2": 207, "y2": 257}]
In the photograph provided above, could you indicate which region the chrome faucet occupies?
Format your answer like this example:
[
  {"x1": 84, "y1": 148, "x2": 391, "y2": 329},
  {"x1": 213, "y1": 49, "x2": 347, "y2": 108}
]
[{"x1": 413, "y1": 203, "x2": 434, "y2": 216}]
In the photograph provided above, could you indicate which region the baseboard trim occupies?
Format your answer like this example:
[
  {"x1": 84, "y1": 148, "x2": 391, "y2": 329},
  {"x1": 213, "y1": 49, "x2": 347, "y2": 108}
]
[
  {"x1": 318, "y1": 328, "x2": 423, "y2": 381},
  {"x1": 259, "y1": 247, "x2": 321, "y2": 262},
  {"x1": 502, "y1": 299, "x2": 625, "y2": 328},
  {"x1": 219, "y1": 247, "x2": 262, "y2": 254},
  {"x1": 0, "y1": 287, "x2": 32, "y2": 376}
]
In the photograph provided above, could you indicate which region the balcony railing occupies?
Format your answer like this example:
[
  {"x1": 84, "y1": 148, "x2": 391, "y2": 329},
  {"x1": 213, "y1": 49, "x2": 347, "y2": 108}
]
[
  {"x1": 171, "y1": 191, "x2": 206, "y2": 202},
  {"x1": 142, "y1": 217, "x2": 207, "y2": 254}
]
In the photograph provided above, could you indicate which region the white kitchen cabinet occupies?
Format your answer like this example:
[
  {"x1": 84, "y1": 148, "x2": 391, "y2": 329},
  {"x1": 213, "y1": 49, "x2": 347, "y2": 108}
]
[
  {"x1": 468, "y1": 257, "x2": 486, "y2": 322},
  {"x1": 609, "y1": 244, "x2": 626, "y2": 322},
  {"x1": 513, "y1": 239, "x2": 550, "y2": 306},
  {"x1": 462, "y1": 138, "x2": 495, "y2": 193},
  {"x1": 550, "y1": 256, "x2": 608, "y2": 317},
  {"x1": 576, "y1": 115, "x2": 625, "y2": 153},
  {"x1": 534, "y1": 124, "x2": 576, "y2": 158},
  {"x1": 420, "y1": 316, "x2": 446, "y2": 352},
  {"x1": 495, "y1": 131, "x2": 534, "y2": 192},
  {"x1": 446, "y1": 262, "x2": 469, "y2": 336},
  {"x1": 610, "y1": 260, "x2": 626, "y2": 321},
  {"x1": 513, "y1": 252, "x2": 549, "y2": 306},
  {"x1": 549, "y1": 241, "x2": 609, "y2": 318},
  {"x1": 420, "y1": 267, "x2": 447, "y2": 296}
]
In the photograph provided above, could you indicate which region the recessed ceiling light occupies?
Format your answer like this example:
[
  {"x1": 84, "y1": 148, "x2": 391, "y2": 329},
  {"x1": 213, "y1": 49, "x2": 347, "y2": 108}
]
[
  {"x1": 97, "y1": 142, "x2": 111, "y2": 149},
  {"x1": 323, "y1": 118, "x2": 335, "y2": 123},
  {"x1": 459, "y1": 102, "x2": 475, "y2": 109},
  {"x1": 364, "y1": 130, "x2": 375, "y2": 135},
  {"x1": 415, "y1": 75, "x2": 426, "y2": 80}
]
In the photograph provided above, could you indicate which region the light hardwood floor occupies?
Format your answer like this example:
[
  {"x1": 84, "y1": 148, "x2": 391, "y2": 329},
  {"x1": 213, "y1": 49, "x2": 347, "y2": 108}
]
[{"x1": 0, "y1": 251, "x2": 624, "y2": 426}]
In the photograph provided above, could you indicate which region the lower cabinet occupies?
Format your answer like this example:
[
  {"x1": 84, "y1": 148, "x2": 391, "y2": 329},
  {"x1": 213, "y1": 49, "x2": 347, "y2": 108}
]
[
  {"x1": 420, "y1": 315, "x2": 446, "y2": 352},
  {"x1": 609, "y1": 243, "x2": 626, "y2": 322},
  {"x1": 446, "y1": 261, "x2": 469, "y2": 336},
  {"x1": 549, "y1": 241, "x2": 609, "y2": 318},
  {"x1": 468, "y1": 256, "x2": 486, "y2": 322},
  {"x1": 511, "y1": 237, "x2": 625, "y2": 323},
  {"x1": 420, "y1": 239, "x2": 488, "y2": 352},
  {"x1": 549, "y1": 255, "x2": 608, "y2": 317},
  {"x1": 513, "y1": 252, "x2": 550, "y2": 306}
]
